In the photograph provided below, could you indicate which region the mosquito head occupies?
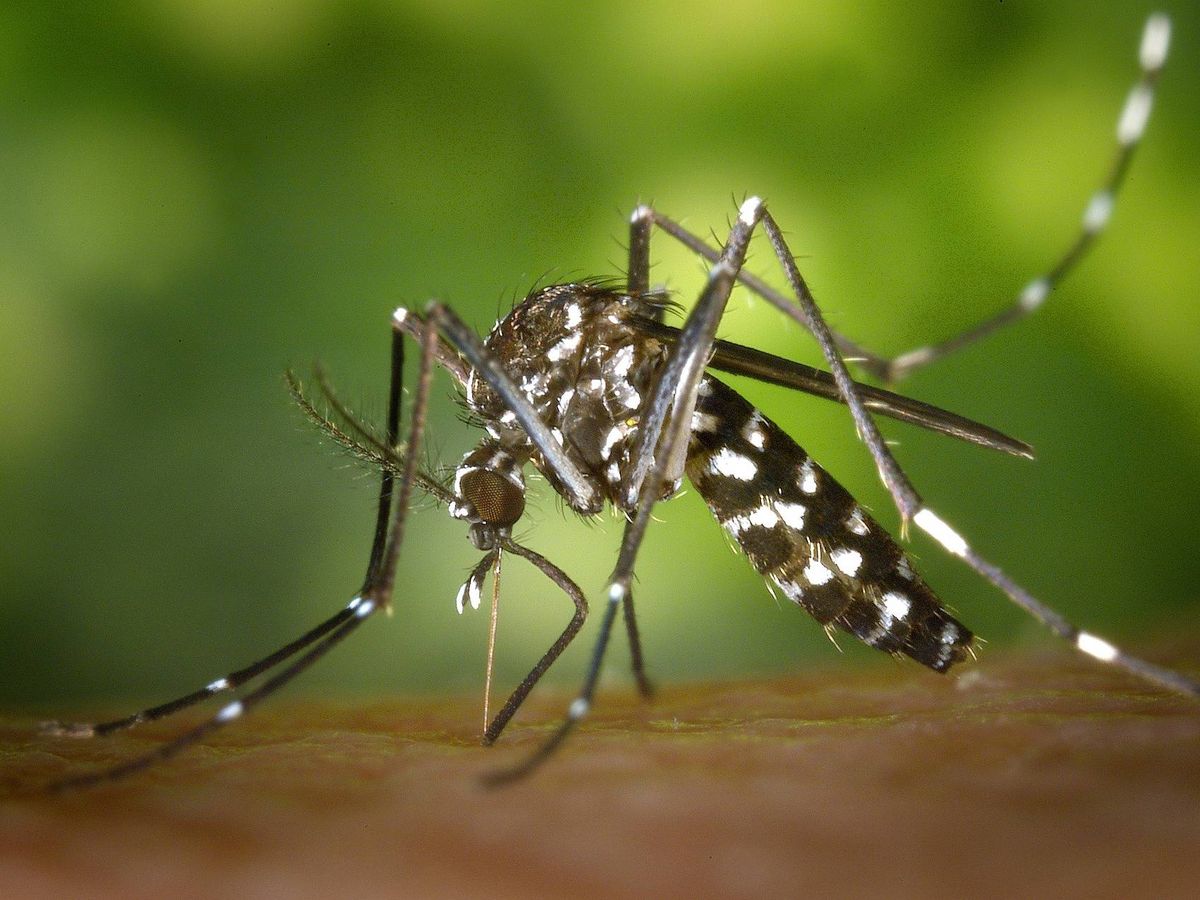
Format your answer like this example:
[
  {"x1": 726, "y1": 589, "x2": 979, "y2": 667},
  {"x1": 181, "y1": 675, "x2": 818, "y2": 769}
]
[{"x1": 450, "y1": 441, "x2": 527, "y2": 549}]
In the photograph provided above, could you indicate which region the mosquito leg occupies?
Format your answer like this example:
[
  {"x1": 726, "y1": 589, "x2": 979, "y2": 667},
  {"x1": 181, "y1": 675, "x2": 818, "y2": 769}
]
[
  {"x1": 760, "y1": 210, "x2": 925, "y2": 526},
  {"x1": 41, "y1": 329, "x2": 413, "y2": 744},
  {"x1": 360, "y1": 310, "x2": 436, "y2": 606},
  {"x1": 45, "y1": 312, "x2": 436, "y2": 790},
  {"x1": 485, "y1": 198, "x2": 766, "y2": 784},
  {"x1": 481, "y1": 540, "x2": 589, "y2": 745},
  {"x1": 621, "y1": 589, "x2": 654, "y2": 700},
  {"x1": 621, "y1": 197, "x2": 764, "y2": 508},
  {"x1": 874, "y1": 13, "x2": 1172, "y2": 382},
  {"x1": 610, "y1": 204, "x2": 660, "y2": 700},
  {"x1": 47, "y1": 605, "x2": 377, "y2": 793},
  {"x1": 628, "y1": 203, "x2": 653, "y2": 295},
  {"x1": 643, "y1": 16, "x2": 1172, "y2": 387},
  {"x1": 40, "y1": 606, "x2": 360, "y2": 739},
  {"x1": 645, "y1": 208, "x2": 877, "y2": 364},
  {"x1": 481, "y1": 577, "x2": 622, "y2": 787},
  {"x1": 758, "y1": 207, "x2": 1200, "y2": 699}
]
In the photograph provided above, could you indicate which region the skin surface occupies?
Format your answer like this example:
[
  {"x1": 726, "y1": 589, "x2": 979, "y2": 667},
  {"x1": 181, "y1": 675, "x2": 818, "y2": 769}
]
[{"x1": 2, "y1": 645, "x2": 1198, "y2": 899}]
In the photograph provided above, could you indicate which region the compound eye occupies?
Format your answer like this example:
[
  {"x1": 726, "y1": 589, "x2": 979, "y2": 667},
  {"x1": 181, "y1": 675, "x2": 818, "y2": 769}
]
[{"x1": 459, "y1": 469, "x2": 525, "y2": 528}]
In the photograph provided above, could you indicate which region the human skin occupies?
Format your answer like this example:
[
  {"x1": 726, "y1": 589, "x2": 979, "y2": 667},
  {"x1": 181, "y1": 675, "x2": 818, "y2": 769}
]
[{"x1": 3, "y1": 644, "x2": 1198, "y2": 899}]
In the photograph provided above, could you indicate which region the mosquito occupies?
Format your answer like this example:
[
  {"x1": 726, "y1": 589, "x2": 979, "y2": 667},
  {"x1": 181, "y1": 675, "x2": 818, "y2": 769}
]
[{"x1": 39, "y1": 12, "x2": 1195, "y2": 791}]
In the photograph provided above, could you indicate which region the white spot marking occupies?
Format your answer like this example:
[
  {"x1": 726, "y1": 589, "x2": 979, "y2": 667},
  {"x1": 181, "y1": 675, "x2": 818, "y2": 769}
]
[
  {"x1": 896, "y1": 556, "x2": 915, "y2": 580},
  {"x1": 1117, "y1": 83, "x2": 1154, "y2": 145},
  {"x1": 467, "y1": 576, "x2": 482, "y2": 611},
  {"x1": 557, "y1": 387, "x2": 575, "y2": 417},
  {"x1": 892, "y1": 346, "x2": 934, "y2": 374},
  {"x1": 355, "y1": 597, "x2": 377, "y2": 618},
  {"x1": 207, "y1": 677, "x2": 230, "y2": 693},
  {"x1": 619, "y1": 383, "x2": 642, "y2": 409},
  {"x1": 607, "y1": 582, "x2": 628, "y2": 603},
  {"x1": 710, "y1": 259, "x2": 735, "y2": 279},
  {"x1": 347, "y1": 596, "x2": 362, "y2": 611},
  {"x1": 709, "y1": 448, "x2": 758, "y2": 481},
  {"x1": 630, "y1": 204, "x2": 652, "y2": 224},
  {"x1": 831, "y1": 548, "x2": 863, "y2": 577},
  {"x1": 551, "y1": 428, "x2": 565, "y2": 446},
  {"x1": 601, "y1": 424, "x2": 625, "y2": 460},
  {"x1": 915, "y1": 508, "x2": 969, "y2": 557},
  {"x1": 499, "y1": 409, "x2": 517, "y2": 424},
  {"x1": 568, "y1": 697, "x2": 590, "y2": 720},
  {"x1": 940, "y1": 622, "x2": 960, "y2": 645},
  {"x1": 846, "y1": 506, "x2": 869, "y2": 536},
  {"x1": 881, "y1": 591, "x2": 911, "y2": 621},
  {"x1": 803, "y1": 559, "x2": 834, "y2": 586},
  {"x1": 772, "y1": 577, "x2": 804, "y2": 604},
  {"x1": 775, "y1": 501, "x2": 806, "y2": 531},
  {"x1": 565, "y1": 302, "x2": 583, "y2": 328},
  {"x1": 742, "y1": 412, "x2": 767, "y2": 449},
  {"x1": 739, "y1": 195, "x2": 763, "y2": 226},
  {"x1": 606, "y1": 461, "x2": 621, "y2": 483},
  {"x1": 392, "y1": 306, "x2": 409, "y2": 325},
  {"x1": 520, "y1": 372, "x2": 548, "y2": 399},
  {"x1": 455, "y1": 582, "x2": 469, "y2": 614},
  {"x1": 453, "y1": 463, "x2": 479, "y2": 498},
  {"x1": 1140, "y1": 13, "x2": 1171, "y2": 71},
  {"x1": 692, "y1": 411, "x2": 720, "y2": 433},
  {"x1": 723, "y1": 514, "x2": 750, "y2": 536},
  {"x1": 610, "y1": 344, "x2": 635, "y2": 378},
  {"x1": 1082, "y1": 190, "x2": 1113, "y2": 234},
  {"x1": 747, "y1": 504, "x2": 779, "y2": 529},
  {"x1": 798, "y1": 460, "x2": 818, "y2": 494},
  {"x1": 216, "y1": 701, "x2": 243, "y2": 723},
  {"x1": 1019, "y1": 277, "x2": 1050, "y2": 311},
  {"x1": 1077, "y1": 631, "x2": 1118, "y2": 662},
  {"x1": 547, "y1": 332, "x2": 581, "y2": 361}
]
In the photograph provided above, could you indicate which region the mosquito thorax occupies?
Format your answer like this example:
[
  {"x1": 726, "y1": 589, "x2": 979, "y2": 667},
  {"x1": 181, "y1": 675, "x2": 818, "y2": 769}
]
[{"x1": 464, "y1": 283, "x2": 674, "y2": 516}]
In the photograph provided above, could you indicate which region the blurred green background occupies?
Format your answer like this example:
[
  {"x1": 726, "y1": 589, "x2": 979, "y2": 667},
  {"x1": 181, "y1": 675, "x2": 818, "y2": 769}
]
[{"x1": 2, "y1": 1, "x2": 1198, "y2": 713}]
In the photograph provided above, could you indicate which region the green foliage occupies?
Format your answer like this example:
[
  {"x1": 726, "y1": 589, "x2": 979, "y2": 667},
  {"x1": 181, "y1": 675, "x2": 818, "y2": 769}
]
[{"x1": 2, "y1": 1, "x2": 1197, "y2": 704}]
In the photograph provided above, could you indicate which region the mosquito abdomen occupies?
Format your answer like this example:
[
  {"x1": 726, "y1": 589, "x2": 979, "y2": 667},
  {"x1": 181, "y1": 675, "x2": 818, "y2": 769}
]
[{"x1": 686, "y1": 375, "x2": 973, "y2": 672}]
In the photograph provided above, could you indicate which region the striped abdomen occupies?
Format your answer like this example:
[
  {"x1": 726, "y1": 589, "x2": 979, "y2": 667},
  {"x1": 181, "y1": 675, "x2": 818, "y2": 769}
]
[{"x1": 686, "y1": 376, "x2": 972, "y2": 672}]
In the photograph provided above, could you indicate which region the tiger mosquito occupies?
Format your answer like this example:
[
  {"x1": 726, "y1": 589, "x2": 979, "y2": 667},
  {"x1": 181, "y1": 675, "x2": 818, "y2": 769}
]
[{"x1": 39, "y1": 13, "x2": 1196, "y2": 791}]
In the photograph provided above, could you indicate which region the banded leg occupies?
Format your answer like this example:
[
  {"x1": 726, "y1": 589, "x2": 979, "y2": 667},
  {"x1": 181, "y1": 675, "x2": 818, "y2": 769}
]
[
  {"x1": 44, "y1": 310, "x2": 438, "y2": 791},
  {"x1": 486, "y1": 197, "x2": 768, "y2": 784},
  {"x1": 874, "y1": 13, "x2": 1172, "y2": 382},
  {"x1": 637, "y1": 13, "x2": 1173, "y2": 385},
  {"x1": 756, "y1": 206, "x2": 1200, "y2": 699}
]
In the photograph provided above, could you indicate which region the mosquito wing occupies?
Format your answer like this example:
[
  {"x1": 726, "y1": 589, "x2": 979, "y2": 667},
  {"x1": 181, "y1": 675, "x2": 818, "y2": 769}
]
[{"x1": 636, "y1": 318, "x2": 1032, "y2": 459}]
